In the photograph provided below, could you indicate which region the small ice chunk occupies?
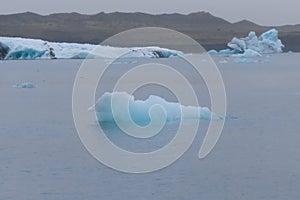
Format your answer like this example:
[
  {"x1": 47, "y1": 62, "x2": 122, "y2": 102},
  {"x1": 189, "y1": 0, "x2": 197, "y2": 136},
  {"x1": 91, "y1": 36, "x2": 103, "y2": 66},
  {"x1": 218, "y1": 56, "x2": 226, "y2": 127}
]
[
  {"x1": 233, "y1": 58, "x2": 257, "y2": 64},
  {"x1": 219, "y1": 49, "x2": 235, "y2": 55},
  {"x1": 283, "y1": 50, "x2": 294, "y2": 55},
  {"x1": 13, "y1": 82, "x2": 36, "y2": 88},
  {"x1": 207, "y1": 50, "x2": 218, "y2": 55}
]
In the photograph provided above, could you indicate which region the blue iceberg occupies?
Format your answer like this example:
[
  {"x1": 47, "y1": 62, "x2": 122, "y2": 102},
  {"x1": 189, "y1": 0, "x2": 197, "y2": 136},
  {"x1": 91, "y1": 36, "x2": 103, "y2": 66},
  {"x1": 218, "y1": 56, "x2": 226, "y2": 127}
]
[
  {"x1": 92, "y1": 92, "x2": 218, "y2": 124},
  {"x1": 209, "y1": 29, "x2": 285, "y2": 57},
  {"x1": 228, "y1": 29, "x2": 284, "y2": 54}
]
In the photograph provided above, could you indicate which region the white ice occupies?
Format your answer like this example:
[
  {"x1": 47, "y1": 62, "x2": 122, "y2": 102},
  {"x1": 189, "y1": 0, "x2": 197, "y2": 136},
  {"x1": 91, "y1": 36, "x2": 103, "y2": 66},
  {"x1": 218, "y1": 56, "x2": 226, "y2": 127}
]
[
  {"x1": 0, "y1": 37, "x2": 181, "y2": 60},
  {"x1": 210, "y1": 29, "x2": 285, "y2": 56},
  {"x1": 228, "y1": 29, "x2": 284, "y2": 54}
]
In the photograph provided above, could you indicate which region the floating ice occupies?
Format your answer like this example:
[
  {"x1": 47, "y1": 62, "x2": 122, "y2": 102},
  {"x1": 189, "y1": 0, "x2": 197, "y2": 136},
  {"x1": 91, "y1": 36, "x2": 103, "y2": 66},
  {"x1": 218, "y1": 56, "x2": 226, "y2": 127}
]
[
  {"x1": 13, "y1": 82, "x2": 36, "y2": 88},
  {"x1": 259, "y1": 59, "x2": 272, "y2": 64},
  {"x1": 92, "y1": 92, "x2": 219, "y2": 124},
  {"x1": 283, "y1": 50, "x2": 294, "y2": 55},
  {"x1": 207, "y1": 50, "x2": 218, "y2": 55},
  {"x1": 228, "y1": 29, "x2": 284, "y2": 54},
  {"x1": 232, "y1": 49, "x2": 262, "y2": 57},
  {"x1": 233, "y1": 58, "x2": 258, "y2": 64},
  {"x1": 210, "y1": 29, "x2": 285, "y2": 57},
  {"x1": 219, "y1": 49, "x2": 235, "y2": 55},
  {"x1": 0, "y1": 37, "x2": 181, "y2": 60}
]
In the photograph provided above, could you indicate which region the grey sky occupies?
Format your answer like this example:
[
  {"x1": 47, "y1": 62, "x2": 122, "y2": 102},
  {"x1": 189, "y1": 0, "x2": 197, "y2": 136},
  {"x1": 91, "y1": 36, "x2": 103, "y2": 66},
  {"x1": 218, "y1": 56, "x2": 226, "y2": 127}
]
[{"x1": 0, "y1": 0, "x2": 298, "y2": 26}]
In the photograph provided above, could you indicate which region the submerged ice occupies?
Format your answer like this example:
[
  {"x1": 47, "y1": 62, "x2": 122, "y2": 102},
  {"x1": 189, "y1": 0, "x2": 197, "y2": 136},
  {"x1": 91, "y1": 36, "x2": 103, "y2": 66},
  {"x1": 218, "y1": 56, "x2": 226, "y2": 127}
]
[
  {"x1": 93, "y1": 92, "x2": 216, "y2": 124},
  {"x1": 0, "y1": 37, "x2": 181, "y2": 60}
]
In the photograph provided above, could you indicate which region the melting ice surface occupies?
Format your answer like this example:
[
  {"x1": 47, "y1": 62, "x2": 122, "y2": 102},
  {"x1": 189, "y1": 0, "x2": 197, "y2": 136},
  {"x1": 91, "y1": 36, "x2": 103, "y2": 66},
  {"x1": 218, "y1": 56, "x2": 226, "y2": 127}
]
[
  {"x1": 209, "y1": 29, "x2": 285, "y2": 56},
  {"x1": 92, "y1": 92, "x2": 219, "y2": 124},
  {"x1": 0, "y1": 37, "x2": 181, "y2": 60}
]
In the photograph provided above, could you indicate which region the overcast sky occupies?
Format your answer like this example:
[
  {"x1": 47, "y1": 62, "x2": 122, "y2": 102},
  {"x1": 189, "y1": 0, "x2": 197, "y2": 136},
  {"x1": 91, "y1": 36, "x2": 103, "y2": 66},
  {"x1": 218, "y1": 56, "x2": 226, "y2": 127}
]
[{"x1": 0, "y1": 0, "x2": 299, "y2": 26}]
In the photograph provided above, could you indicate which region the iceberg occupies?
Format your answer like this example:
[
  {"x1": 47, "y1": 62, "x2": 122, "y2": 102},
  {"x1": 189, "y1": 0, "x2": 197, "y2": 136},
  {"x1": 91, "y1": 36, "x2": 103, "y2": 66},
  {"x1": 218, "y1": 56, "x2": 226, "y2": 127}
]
[
  {"x1": 0, "y1": 37, "x2": 181, "y2": 60},
  {"x1": 232, "y1": 49, "x2": 262, "y2": 57},
  {"x1": 92, "y1": 92, "x2": 218, "y2": 124},
  {"x1": 209, "y1": 29, "x2": 285, "y2": 57},
  {"x1": 227, "y1": 29, "x2": 284, "y2": 54}
]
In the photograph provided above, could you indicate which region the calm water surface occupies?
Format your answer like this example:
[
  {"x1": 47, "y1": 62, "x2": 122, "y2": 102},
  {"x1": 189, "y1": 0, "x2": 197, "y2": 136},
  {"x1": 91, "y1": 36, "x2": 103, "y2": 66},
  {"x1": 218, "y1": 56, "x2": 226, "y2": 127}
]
[{"x1": 0, "y1": 54, "x2": 300, "y2": 199}]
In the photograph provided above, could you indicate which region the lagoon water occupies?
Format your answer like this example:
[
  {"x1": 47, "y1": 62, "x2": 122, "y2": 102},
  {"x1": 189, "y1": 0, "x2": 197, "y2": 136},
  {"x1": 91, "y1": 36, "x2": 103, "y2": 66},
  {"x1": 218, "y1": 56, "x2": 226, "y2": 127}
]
[{"x1": 1, "y1": 54, "x2": 300, "y2": 199}]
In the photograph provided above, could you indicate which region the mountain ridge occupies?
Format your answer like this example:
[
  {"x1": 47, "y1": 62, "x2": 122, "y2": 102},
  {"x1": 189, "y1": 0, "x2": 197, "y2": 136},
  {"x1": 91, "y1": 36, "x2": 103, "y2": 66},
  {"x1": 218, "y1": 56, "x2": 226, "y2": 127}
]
[{"x1": 0, "y1": 11, "x2": 299, "y2": 51}]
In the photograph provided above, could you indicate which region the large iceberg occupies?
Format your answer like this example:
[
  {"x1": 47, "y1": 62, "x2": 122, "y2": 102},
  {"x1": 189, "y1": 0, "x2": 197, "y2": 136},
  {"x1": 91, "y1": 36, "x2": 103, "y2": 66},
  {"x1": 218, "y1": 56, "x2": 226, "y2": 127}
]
[
  {"x1": 92, "y1": 92, "x2": 218, "y2": 124},
  {"x1": 0, "y1": 37, "x2": 181, "y2": 60},
  {"x1": 227, "y1": 29, "x2": 284, "y2": 54}
]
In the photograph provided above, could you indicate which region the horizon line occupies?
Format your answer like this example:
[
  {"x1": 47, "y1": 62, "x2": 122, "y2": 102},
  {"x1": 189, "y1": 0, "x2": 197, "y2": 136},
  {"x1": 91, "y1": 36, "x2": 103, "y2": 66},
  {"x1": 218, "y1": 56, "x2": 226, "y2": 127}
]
[{"x1": 1, "y1": 11, "x2": 299, "y2": 27}]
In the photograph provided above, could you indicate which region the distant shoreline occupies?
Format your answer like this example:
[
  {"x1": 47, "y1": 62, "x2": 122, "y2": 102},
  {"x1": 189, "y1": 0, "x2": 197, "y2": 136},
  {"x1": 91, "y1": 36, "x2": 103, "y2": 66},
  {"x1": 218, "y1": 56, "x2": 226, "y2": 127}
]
[{"x1": 1, "y1": 11, "x2": 300, "y2": 52}]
